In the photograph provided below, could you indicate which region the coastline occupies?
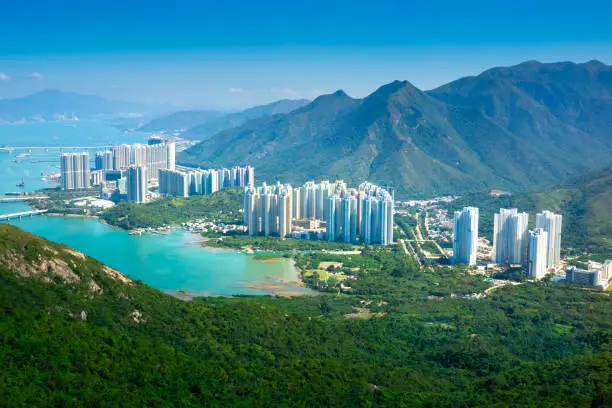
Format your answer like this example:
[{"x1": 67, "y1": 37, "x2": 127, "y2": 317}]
[
  {"x1": 198, "y1": 238, "x2": 310, "y2": 290},
  {"x1": 21, "y1": 198, "x2": 313, "y2": 295},
  {"x1": 46, "y1": 212, "x2": 99, "y2": 220}
]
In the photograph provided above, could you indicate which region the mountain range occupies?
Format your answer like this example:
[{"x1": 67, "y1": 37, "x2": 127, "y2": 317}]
[
  {"x1": 180, "y1": 60, "x2": 612, "y2": 196},
  {"x1": 139, "y1": 99, "x2": 310, "y2": 140},
  {"x1": 0, "y1": 89, "x2": 165, "y2": 123}
]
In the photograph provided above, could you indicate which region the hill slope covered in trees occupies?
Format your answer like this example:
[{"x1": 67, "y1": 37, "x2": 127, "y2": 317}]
[{"x1": 1, "y1": 224, "x2": 611, "y2": 406}]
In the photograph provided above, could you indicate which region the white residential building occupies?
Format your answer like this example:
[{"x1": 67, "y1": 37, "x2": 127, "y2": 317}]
[
  {"x1": 127, "y1": 166, "x2": 147, "y2": 204},
  {"x1": 528, "y1": 228, "x2": 549, "y2": 279},
  {"x1": 159, "y1": 168, "x2": 189, "y2": 198},
  {"x1": 536, "y1": 210, "x2": 563, "y2": 269},
  {"x1": 453, "y1": 207, "x2": 479, "y2": 266},
  {"x1": 60, "y1": 152, "x2": 90, "y2": 190},
  {"x1": 493, "y1": 208, "x2": 529, "y2": 265}
]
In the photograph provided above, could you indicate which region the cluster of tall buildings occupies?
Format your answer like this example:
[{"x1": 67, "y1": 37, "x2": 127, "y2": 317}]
[
  {"x1": 94, "y1": 139, "x2": 176, "y2": 180},
  {"x1": 493, "y1": 208, "x2": 529, "y2": 266},
  {"x1": 159, "y1": 166, "x2": 254, "y2": 198},
  {"x1": 60, "y1": 138, "x2": 177, "y2": 206},
  {"x1": 452, "y1": 207, "x2": 563, "y2": 277},
  {"x1": 243, "y1": 180, "x2": 394, "y2": 245},
  {"x1": 491, "y1": 208, "x2": 562, "y2": 278},
  {"x1": 60, "y1": 152, "x2": 91, "y2": 190}
]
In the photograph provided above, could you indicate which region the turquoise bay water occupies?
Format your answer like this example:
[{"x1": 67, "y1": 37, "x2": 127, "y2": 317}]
[
  {"x1": 9, "y1": 216, "x2": 308, "y2": 296},
  {"x1": 0, "y1": 121, "x2": 311, "y2": 296}
]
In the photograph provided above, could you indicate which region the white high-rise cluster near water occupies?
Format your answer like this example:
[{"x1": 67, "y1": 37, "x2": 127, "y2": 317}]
[
  {"x1": 121, "y1": 141, "x2": 176, "y2": 181},
  {"x1": 78, "y1": 138, "x2": 177, "y2": 201},
  {"x1": 106, "y1": 140, "x2": 175, "y2": 175},
  {"x1": 65, "y1": 138, "x2": 177, "y2": 198},
  {"x1": 158, "y1": 166, "x2": 254, "y2": 197},
  {"x1": 243, "y1": 180, "x2": 394, "y2": 245},
  {"x1": 452, "y1": 207, "x2": 479, "y2": 265},
  {"x1": 158, "y1": 169, "x2": 189, "y2": 198},
  {"x1": 493, "y1": 208, "x2": 529, "y2": 265},
  {"x1": 60, "y1": 152, "x2": 91, "y2": 190}
]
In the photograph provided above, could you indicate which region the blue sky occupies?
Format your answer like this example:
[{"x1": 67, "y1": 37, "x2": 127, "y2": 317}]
[{"x1": 1, "y1": 0, "x2": 611, "y2": 109}]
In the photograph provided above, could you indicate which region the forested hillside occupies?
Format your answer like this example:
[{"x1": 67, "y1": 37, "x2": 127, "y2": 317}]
[{"x1": 1, "y1": 224, "x2": 611, "y2": 406}]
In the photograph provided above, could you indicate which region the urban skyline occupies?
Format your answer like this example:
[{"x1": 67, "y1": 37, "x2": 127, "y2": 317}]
[
  {"x1": 244, "y1": 180, "x2": 394, "y2": 245},
  {"x1": 452, "y1": 207, "x2": 564, "y2": 279},
  {"x1": 159, "y1": 166, "x2": 255, "y2": 198}
]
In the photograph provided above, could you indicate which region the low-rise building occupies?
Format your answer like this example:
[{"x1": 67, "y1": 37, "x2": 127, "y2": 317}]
[{"x1": 565, "y1": 266, "x2": 599, "y2": 287}]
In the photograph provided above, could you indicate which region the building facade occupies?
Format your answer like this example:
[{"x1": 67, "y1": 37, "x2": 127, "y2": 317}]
[
  {"x1": 536, "y1": 210, "x2": 563, "y2": 270},
  {"x1": 95, "y1": 151, "x2": 113, "y2": 171},
  {"x1": 159, "y1": 169, "x2": 189, "y2": 198},
  {"x1": 126, "y1": 166, "x2": 147, "y2": 204},
  {"x1": 60, "y1": 152, "x2": 90, "y2": 190},
  {"x1": 493, "y1": 208, "x2": 529, "y2": 265},
  {"x1": 244, "y1": 180, "x2": 393, "y2": 245},
  {"x1": 528, "y1": 228, "x2": 549, "y2": 279},
  {"x1": 453, "y1": 207, "x2": 479, "y2": 266},
  {"x1": 565, "y1": 266, "x2": 599, "y2": 287}
]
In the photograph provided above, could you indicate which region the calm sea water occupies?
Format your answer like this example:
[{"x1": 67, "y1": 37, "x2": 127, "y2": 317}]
[{"x1": 0, "y1": 121, "x2": 310, "y2": 296}]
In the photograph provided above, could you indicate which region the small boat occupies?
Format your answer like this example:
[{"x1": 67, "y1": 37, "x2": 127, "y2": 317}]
[{"x1": 16, "y1": 180, "x2": 25, "y2": 188}]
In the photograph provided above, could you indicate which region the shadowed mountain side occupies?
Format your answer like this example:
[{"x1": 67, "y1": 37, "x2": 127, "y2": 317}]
[{"x1": 180, "y1": 60, "x2": 612, "y2": 196}]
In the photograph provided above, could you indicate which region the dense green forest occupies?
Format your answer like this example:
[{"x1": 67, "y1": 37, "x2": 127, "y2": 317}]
[
  {"x1": 100, "y1": 188, "x2": 243, "y2": 229},
  {"x1": 1, "y1": 223, "x2": 611, "y2": 406},
  {"x1": 205, "y1": 234, "x2": 356, "y2": 252}
]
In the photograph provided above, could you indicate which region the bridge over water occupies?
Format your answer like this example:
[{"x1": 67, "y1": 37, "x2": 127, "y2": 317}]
[{"x1": 0, "y1": 210, "x2": 48, "y2": 221}]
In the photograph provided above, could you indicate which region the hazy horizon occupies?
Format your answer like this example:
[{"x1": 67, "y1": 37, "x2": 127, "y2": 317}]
[{"x1": 1, "y1": 0, "x2": 611, "y2": 109}]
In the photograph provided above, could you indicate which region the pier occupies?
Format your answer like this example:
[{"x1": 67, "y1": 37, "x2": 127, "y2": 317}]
[{"x1": 0, "y1": 210, "x2": 48, "y2": 221}]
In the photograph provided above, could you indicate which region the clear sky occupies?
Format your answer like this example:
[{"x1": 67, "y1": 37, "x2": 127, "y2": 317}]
[{"x1": 1, "y1": 0, "x2": 611, "y2": 109}]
